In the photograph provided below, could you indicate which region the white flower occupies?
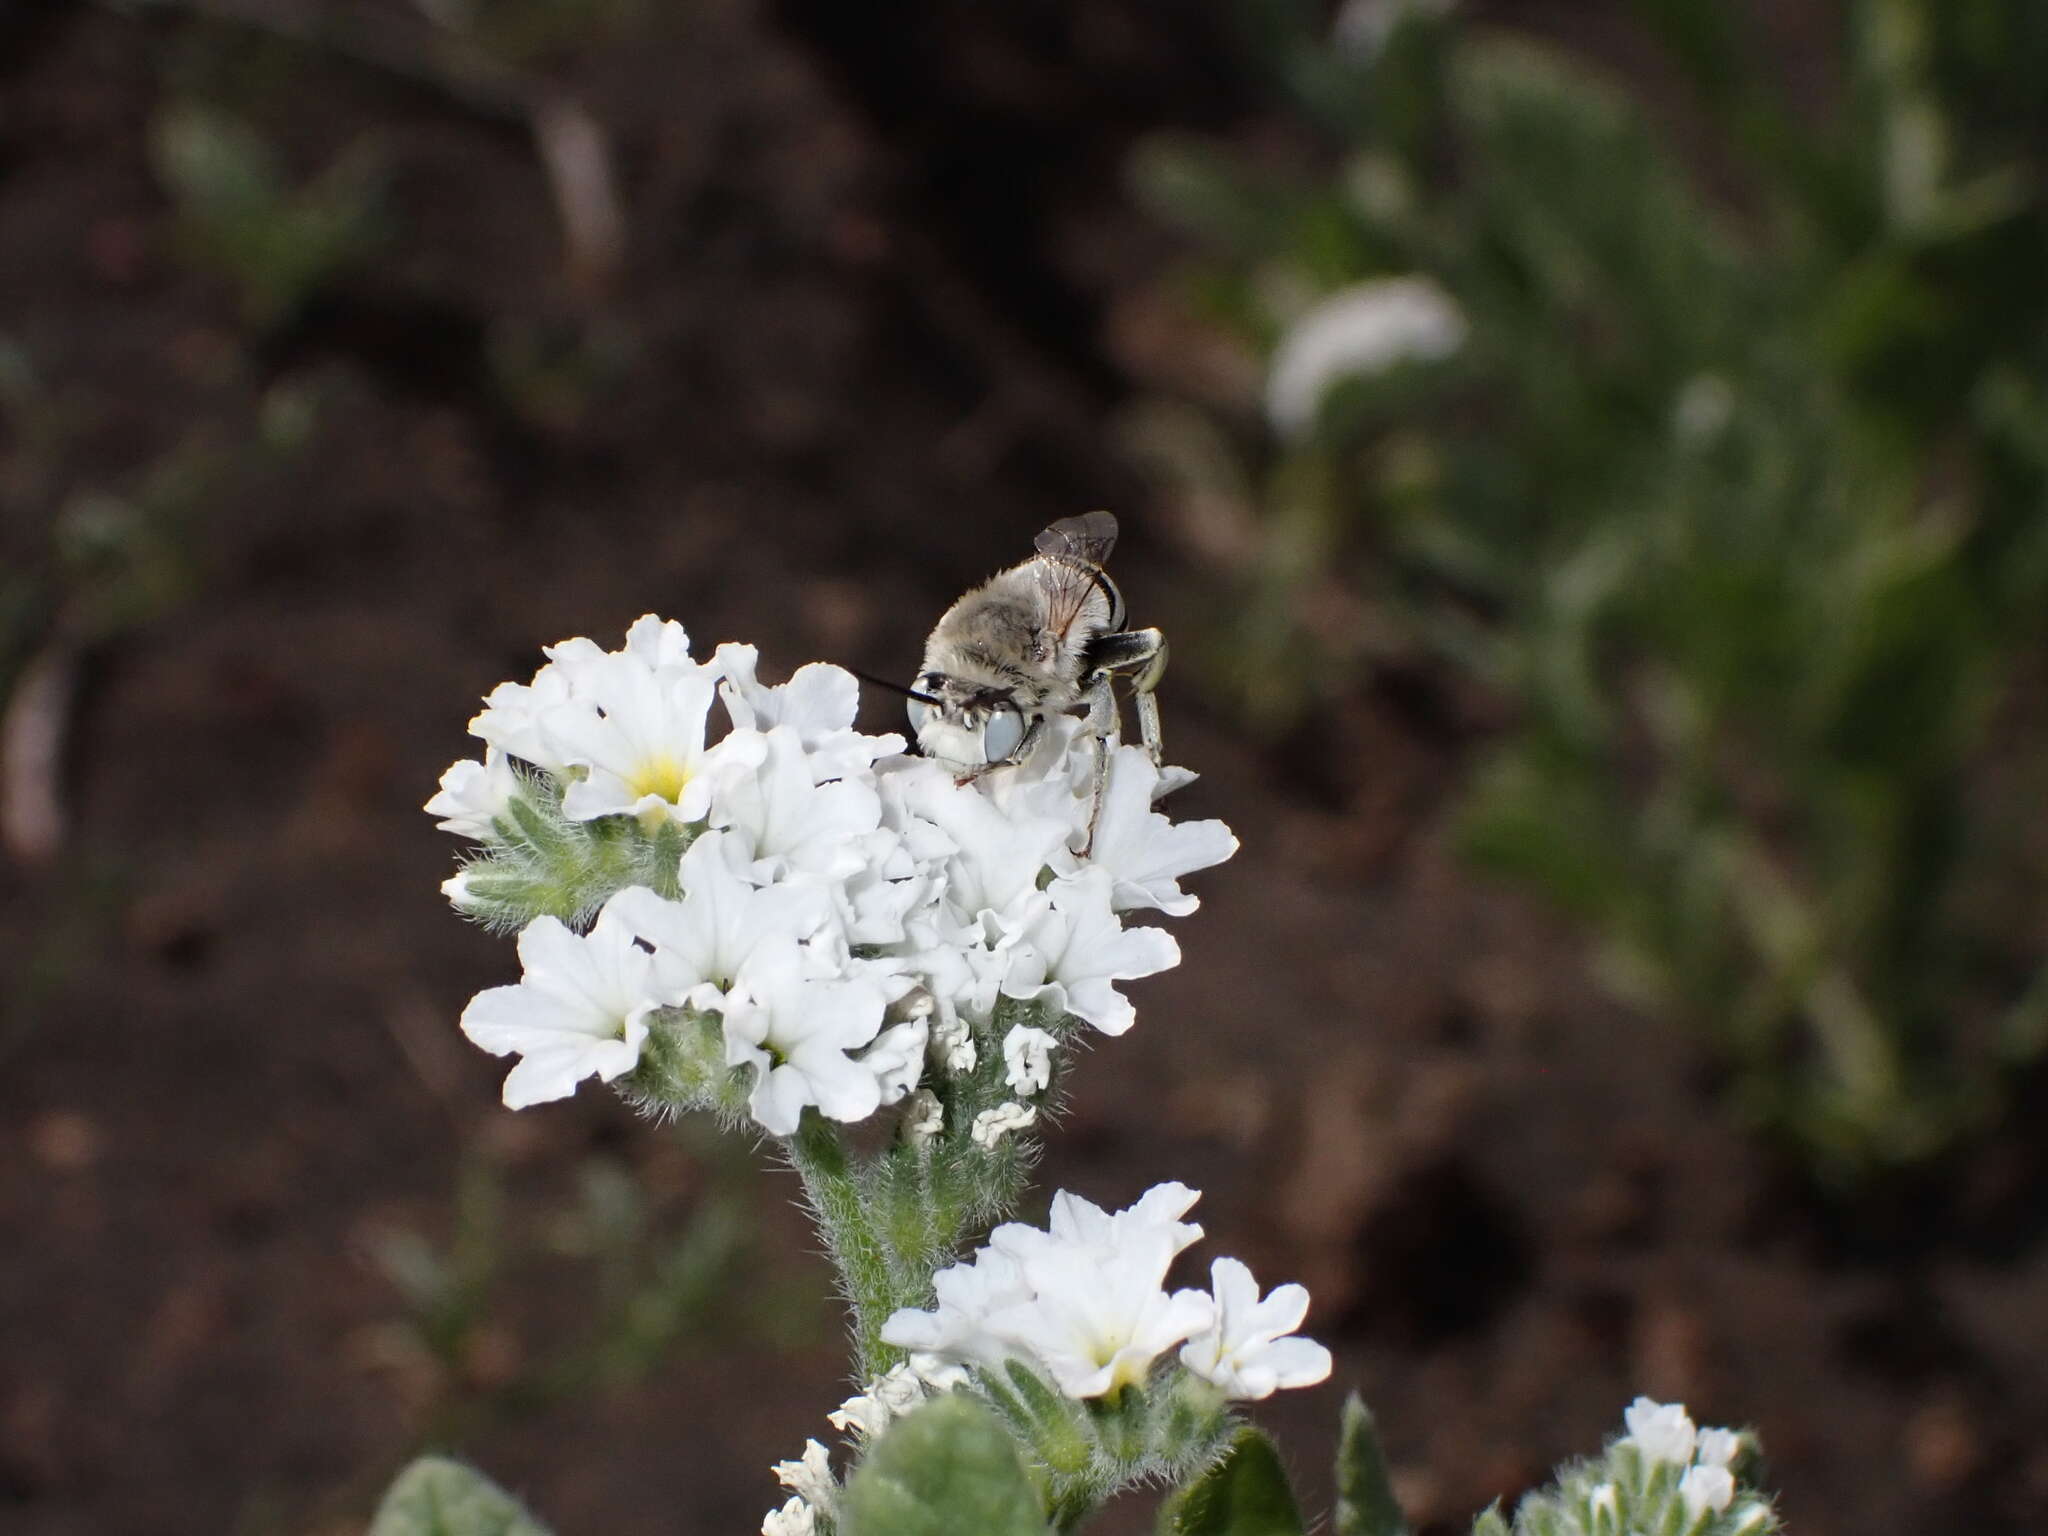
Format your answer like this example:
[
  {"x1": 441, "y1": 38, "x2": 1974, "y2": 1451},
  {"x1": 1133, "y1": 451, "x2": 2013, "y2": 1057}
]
[
  {"x1": 1042, "y1": 1181, "x2": 1204, "y2": 1255},
  {"x1": 459, "y1": 905, "x2": 686, "y2": 1109},
  {"x1": 715, "y1": 643, "x2": 903, "y2": 780},
  {"x1": 1695, "y1": 1427, "x2": 1742, "y2": 1469},
  {"x1": 772, "y1": 1439, "x2": 836, "y2": 1515},
  {"x1": 931, "y1": 1012, "x2": 978, "y2": 1074},
  {"x1": 1071, "y1": 747, "x2": 1237, "y2": 915},
  {"x1": 1679, "y1": 1464, "x2": 1735, "y2": 1520},
  {"x1": 441, "y1": 869, "x2": 479, "y2": 910},
  {"x1": 1266, "y1": 276, "x2": 1466, "y2": 435},
  {"x1": 1179, "y1": 1257, "x2": 1332, "y2": 1400},
  {"x1": 1623, "y1": 1397, "x2": 1698, "y2": 1466},
  {"x1": 901, "y1": 767, "x2": 1070, "y2": 920},
  {"x1": 606, "y1": 832, "x2": 834, "y2": 1001},
  {"x1": 548, "y1": 648, "x2": 762, "y2": 828},
  {"x1": 882, "y1": 1245, "x2": 1032, "y2": 1366},
  {"x1": 424, "y1": 748, "x2": 522, "y2": 840},
  {"x1": 761, "y1": 1496, "x2": 814, "y2": 1536},
  {"x1": 1333, "y1": 0, "x2": 1454, "y2": 59},
  {"x1": 863, "y1": 1017, "x2": 930, "y2": 1105},
  {"x1": 712, "y1": 725, "x2": 883, "y2": 883},
  {"x1": 903, "y1": 1089, "x2": 944, "y2": 1143},
  {"x1": 829, "y1": 1362, "x2": 933, "y2": 1440},
  {"x1": 1588, "y1": 1483, "x2": 1619, "y2": 1531},
  {"x1": 720, "y1": 936, "x2": 892, "y2": 1136},
  {"x1": 970, "y1": 1101, "x2": 1038, "y2": 1148},
  {"x1": 1002, "y1": 1025, "x2": 1057, "y2": 1095},
  {"x1": 998, "y1": 868, "x2": 1180, "y2": 1036},
  {"x1": 884, "y1": 1183, "x2": 1216, "y2": 1399},
  {"x1": 469, "y1": 659, "x2": 578, "y2": 773}
]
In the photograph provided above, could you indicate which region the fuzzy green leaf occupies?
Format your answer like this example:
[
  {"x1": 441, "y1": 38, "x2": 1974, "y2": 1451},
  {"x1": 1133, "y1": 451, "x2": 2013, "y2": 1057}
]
[
  {"x1": 842, "y1": 1393, "x2": 1050, "y2": 1536},
  {"x1": 1158, "y1": 1427, "x2": 1306, "y2": 1536},
  {"x1": 368, "y1": 1456, "x2": 549, "y2": 1536},
  {"x1": 1335, "y1": 1394, "x2": 1408, "y2": 1536}
]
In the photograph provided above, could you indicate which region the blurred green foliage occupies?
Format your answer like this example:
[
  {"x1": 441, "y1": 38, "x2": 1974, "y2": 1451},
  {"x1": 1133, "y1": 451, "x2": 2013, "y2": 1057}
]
[
  {"x1": 1130, "y1": 0, "x2": 2048, "y2": 1181},
  {"x1": 150, "y1": 102, "x2": 386, "y2": 328},
  {"x1": 365, "y1": 1136, "x2": 771, "y2": 1437}
]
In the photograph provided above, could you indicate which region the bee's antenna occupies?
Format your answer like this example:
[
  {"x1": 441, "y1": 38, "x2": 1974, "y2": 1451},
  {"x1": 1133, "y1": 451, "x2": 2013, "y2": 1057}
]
[{"x1": 851, "y1": 667, "x2": 942, "y2": 707}]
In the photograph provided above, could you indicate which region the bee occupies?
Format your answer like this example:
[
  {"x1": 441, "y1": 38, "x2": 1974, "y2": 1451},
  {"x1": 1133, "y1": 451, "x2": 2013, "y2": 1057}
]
[{"x1": 907, "y1": 511, "x2": 1167, "y2": 849}]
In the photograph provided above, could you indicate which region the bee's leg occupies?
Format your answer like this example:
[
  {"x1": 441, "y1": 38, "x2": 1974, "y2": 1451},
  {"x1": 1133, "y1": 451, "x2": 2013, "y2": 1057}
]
[
  {"x1": 1006, "y1": 713, "x2": 1046, "y2": 768},
  {"x1": 1079, "y1": 672, "x2": 1119, "y2": 857},
  {"x1": 1088, "y1": 627, "x2": 1168, "y2": 766}
]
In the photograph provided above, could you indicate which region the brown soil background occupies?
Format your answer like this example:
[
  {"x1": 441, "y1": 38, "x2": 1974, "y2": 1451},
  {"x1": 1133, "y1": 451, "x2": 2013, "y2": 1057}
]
[{"x1": 3, "y1": 3, "x2": 2046, "y2": 1534}]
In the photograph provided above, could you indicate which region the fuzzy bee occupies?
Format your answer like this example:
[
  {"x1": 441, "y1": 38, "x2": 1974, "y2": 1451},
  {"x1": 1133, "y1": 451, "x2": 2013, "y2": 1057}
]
[{"x1": 907, "y1": 512, "x2": 1167, "y2": 848}]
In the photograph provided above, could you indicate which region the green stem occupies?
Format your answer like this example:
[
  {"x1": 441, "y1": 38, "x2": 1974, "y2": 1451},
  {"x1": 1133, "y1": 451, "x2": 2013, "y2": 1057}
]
[{"x1": 788, "y1": 1116, "x2": 902, "y2": 1382}]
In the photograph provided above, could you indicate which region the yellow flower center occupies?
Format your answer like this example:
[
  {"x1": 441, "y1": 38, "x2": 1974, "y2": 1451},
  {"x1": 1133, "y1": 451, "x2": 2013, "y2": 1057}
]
[{"x1": 626, "y1": 754, "x2": 692, "y2": 805}]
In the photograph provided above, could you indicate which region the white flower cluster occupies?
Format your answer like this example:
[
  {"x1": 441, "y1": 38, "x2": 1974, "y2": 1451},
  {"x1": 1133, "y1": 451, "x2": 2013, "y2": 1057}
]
[
  {"x1": 881, "y1": 1182, "x2": 1331, "y2": 1402},
  {"x1": 428, "y1": 617, "x2": 1237, "y2": 1135},
  {"x1": 1487, "y1": 1397, "x2": 1772, "y2": 1536},
  {"x1": 1619, "y1": 1398, "x2": 1747, "y2": 1524}
]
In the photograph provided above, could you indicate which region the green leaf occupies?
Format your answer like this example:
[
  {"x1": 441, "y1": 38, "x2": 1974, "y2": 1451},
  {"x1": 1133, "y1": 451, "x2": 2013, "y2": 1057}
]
[
  {"x1": 1334, "y1": 1394, "x2": 1408, "y2": 1536},
  {"x1": 842, "y1": 1394, "x2": 1050, "y2": 1536},
  {"x1": 1158, "y1": 1427, "x2": 1306, "y2": 1536},
  {"x1": 368, "y1": 1457, "x2": 550, "y2": 1536}
]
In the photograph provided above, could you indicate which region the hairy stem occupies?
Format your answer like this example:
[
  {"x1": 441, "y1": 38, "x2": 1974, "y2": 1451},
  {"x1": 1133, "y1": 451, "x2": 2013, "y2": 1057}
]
[{"x1": 788, "y1": 1117, "x2": 906, "y2": 1382}]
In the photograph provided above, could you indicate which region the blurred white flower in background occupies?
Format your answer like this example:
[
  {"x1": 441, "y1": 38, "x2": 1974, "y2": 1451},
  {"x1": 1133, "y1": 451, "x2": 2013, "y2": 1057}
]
[
  {"x1": 1622, "y1": 1396, "x2": 1697, "y2": 1465},
  {"x1": 1332, "y1": 0, "x2": 1455, "y2": 61},
  {"x1": 1266, "y1": 276, "x2": 1467, "y2": 436}
]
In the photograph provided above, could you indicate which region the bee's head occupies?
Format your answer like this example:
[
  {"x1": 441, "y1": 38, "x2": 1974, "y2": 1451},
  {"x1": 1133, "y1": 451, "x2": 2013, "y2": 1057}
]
[{"x1": 907, "y1": 674, "x2": 1029, "y2": 769}]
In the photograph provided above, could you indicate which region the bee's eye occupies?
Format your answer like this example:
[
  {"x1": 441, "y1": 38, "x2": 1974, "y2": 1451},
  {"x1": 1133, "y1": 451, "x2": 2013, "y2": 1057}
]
[
  {"x1": 982, "y1": 708, "x2": 1026, "y2": 764},
  {"x1": 906, "y1": 695, "x2": 933, "y2": 735}
]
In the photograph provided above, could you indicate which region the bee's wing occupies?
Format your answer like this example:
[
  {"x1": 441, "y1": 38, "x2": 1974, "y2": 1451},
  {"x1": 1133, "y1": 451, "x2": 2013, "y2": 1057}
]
[
  {"x1": 1032, "y1": 511, "x2": 1123, "y2": 641},
  {"x1": 1034, "y1": 510, "x2": 1118, "y2": 568}
]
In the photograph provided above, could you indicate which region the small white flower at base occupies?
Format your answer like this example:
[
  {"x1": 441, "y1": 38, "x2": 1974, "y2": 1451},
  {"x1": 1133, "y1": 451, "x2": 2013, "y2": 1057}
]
[
  {"x1": 829, "y1": 1361, "x2": 933, "y2": 1441},
  {"x1": 1622, "y1": 1397, "x2": 1698, "y2": 1466},
  {"x1": 1725, "y1": 1503, "x2": 1773, "y2": 1535},
  {"x1": 931, "y1": 1013, "x2": 978, "y2": 1074},
  {"x1": 1588, "y1": 1482, "x2": 1619, "y2": 1533},
  {"x1": 1002, "y1": 1025, "x2": 1057, "y2": 1095},
  {"x1": 904, "y1": 1089, "x2": 944, "y2": 1143},
  {"x1": 971, "y1": 1101, "x2": 1038, "y2": 1148},
  {"x1": 1695, "y1": 1426, "x2": 1742, "y2": 1469},
  {"x1": 883, "y1": 1183, "x2": 1216, "y2": 1400},
  {"x1": 459, "y1": 906, "x2": 685, "y2": 1109},
  {"x1": 440, "y1": 869, "x2": 478, "y2": 910},
  {"x1": 760, "y1": 1495, "x2": 814, "y2": 1536},
  {"x1": 1679, "y1": 1464, "x2": 1736, "y2": 1520},
  {"x1": 1178, "y1": 1257, "x2": 1332, "y2": 1400},
  {"x1": 772, "y1": 1439, "x2": 837, "y2": 1516},
  {"x1": 1266, "y1": 276, "x2": 1467, "y2": 436}
]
